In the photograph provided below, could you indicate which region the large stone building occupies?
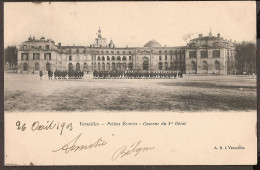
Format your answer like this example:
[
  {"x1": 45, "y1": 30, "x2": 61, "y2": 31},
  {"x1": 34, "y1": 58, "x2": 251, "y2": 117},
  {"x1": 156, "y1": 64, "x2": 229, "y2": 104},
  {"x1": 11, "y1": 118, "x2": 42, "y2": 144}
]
[{"x1": 17, "y1": 28, "x2": 236, "y2": 75}]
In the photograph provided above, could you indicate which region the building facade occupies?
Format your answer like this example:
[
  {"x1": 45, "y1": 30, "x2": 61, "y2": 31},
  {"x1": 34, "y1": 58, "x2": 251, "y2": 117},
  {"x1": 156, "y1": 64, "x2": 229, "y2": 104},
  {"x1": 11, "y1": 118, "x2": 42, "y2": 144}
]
[{"x1": 17, "y1": 29, "x2": 236, "y2": 75}]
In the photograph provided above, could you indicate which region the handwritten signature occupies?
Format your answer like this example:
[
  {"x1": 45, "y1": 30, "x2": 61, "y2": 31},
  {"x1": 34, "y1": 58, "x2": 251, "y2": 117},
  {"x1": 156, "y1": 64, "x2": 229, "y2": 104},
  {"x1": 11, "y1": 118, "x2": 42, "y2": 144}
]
[
  {"x1": 52, "y1": 133, "x2": 107, "y2": 154},
  {"x1": 111, "y1": 140, "x2": 155, "y2": 161}
]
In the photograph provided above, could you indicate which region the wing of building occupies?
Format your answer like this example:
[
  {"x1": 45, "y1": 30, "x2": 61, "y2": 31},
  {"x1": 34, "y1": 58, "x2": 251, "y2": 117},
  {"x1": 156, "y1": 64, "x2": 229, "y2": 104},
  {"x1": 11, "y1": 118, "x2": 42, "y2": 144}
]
[{"x1": 17, "y1": 29, "x2": 236, "y2": 75}]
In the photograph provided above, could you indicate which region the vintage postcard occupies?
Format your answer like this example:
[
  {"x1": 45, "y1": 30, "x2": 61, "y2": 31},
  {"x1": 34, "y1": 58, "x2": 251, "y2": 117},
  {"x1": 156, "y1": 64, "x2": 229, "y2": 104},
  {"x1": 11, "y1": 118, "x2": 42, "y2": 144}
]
[{"x1": 4, "y1": 1, "x2": 257, "y2": 165}]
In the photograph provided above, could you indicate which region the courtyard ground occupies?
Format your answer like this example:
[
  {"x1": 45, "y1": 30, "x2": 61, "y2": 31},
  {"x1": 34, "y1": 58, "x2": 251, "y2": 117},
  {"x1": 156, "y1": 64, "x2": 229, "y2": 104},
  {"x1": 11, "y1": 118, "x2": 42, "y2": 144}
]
[{"x1": 4, "y1": 73, "x2": 257, "y2": 112}]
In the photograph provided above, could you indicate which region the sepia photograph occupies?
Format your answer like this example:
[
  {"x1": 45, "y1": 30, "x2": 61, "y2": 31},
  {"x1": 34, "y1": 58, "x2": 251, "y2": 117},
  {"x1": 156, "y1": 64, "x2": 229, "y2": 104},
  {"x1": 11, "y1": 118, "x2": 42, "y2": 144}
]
[
  {"x1": 3, "y1": 1, "x2": 257, "y2": 165},
  {"x1": 4, "y1": 2, "x2": 256, "y2": 113}
]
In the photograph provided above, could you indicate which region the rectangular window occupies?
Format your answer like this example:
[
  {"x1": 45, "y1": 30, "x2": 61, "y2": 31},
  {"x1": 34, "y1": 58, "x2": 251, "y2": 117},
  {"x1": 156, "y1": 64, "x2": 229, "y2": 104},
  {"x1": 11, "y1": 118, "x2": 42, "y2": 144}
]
[
  {"x1": 213, "y1": 50, "x2": 220, "y2": 58},
  {"x1": 45, "y1": 45, "x2": 50, "y2": 49},
  {"x1": 33, "y1": 53, "x2": 40, "y2": 60},
  {"x1": 24, "y1": 53, "x2": 29, "y2": 60},
  {"x1": 159, "y1": 56, "x2": 162, "y2": 60},
  {"x1": 21, "y1": 53, "x2": 28, "y2": 60},
  {"x1": 69, "y1": 56, "x2": 72, "y2": 61},
  {"x1": 44, "y1": 53, "x2": 51, "y2": 60},
  {"x1": 189, "y1": 51, "x2": 197, "y2": 58},
  {"x1": 23, "y1": 45, "x2": 27, "y2": 50},
  {"x1": 39, "y1": 46, "x2": 42, "y2": 49},
  {"x1": 129, "y1": 56, "x2": 132, "y2": 60},
  {"x1": 31, "y1": 46, "x2": 34, "y2": 49},
  {"x1": 200, "y1": 51, "x2": 208, "y2": 58},
  {"x1": 165, "y1": 55, "x2": 167, "y2": 60}
]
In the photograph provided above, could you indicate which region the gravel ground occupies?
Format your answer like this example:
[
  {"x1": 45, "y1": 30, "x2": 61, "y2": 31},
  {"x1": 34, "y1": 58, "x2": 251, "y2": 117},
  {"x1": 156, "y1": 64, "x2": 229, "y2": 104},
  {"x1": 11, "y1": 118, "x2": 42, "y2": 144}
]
[{"x1": 4, "y1": 73, "x2": 257, "y2": 112}]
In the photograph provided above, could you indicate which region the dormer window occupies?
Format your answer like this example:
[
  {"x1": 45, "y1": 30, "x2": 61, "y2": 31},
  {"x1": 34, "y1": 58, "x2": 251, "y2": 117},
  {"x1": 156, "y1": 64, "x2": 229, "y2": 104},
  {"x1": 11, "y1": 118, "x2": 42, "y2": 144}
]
[
  {"x1": 45, "y1": 45, "x2": 50, "y2": 49},
  {"x1": 214, "y1": 42, "x2": 220, "y2": 47}
]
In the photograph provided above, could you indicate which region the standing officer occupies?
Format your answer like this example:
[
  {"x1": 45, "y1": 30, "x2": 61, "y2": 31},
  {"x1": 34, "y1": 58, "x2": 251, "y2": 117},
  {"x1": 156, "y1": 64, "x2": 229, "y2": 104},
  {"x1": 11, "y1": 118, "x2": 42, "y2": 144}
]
[{"x1": 39, "y1": 70, "x2": 43, "y2": 80}]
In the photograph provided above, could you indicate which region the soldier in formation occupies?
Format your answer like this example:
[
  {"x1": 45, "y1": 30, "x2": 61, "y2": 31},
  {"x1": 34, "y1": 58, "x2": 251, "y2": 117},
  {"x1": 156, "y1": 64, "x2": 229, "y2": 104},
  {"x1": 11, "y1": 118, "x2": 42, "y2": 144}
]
[
  {"x1": 92, "y1": 70, "x2": 183, "y2": 79},
  {"x1": 46, "y1": 69, "x2": 85, "y2": 80}
]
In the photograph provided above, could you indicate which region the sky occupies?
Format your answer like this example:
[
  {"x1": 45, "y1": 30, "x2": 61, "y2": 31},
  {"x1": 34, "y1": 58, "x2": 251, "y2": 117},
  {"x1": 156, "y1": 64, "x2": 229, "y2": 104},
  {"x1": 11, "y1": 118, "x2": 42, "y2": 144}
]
[{"x1": 4, "y1": 1, "x2": 256, "y2": 48}]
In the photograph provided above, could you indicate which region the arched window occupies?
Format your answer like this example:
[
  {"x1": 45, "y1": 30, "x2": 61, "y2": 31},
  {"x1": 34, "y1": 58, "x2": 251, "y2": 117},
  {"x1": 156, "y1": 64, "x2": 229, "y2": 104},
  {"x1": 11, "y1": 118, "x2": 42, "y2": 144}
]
[
  {"x1": 112, "y1": 62, "x2": 116, "y2": 71},
  {"x1": 202, "y1": 61, "x2": 208, "y2": 70},
  {"x1": 107, "y1": 56, "x2": 110, "y2": 61},
  {"x1": 102, "y1": 62, "x2": 105, "y2": 71},
  {"x1": 106, "y1": 62, "x2": 110, "y2": 71},
  {"x1": 76, "y1": 63, "x2": 80, "y2": 71},
  {"x1": 159, "y1": 62, "x2": 162, "y2": 70},
  {"x1": 117, "y1": 56, "x2": 121, "y2": 61},
  {"x1": 123, "y1": 62, "x2": 127, "y2": 70},
  {"x1": 215, "y1": 61, "x2": 220, "y2": 70},
  {"x1": 129, "y1": 56, "x2": 132, "y2": 60},
  {"x1": 143, "y1": 61, "x2": 149, "y2": 70},
  {"x1": 68, "y1": 63, "x2": 73, "y2": 71},
  {"x1": 112, "y1": 56, "x2": 115, "y2": 61},
  {"x1": 102, "y1": 56, "x2": 105, "y2": 61},
  {"x1": 84, "y1": 62, "x2": 88, "y2": 71},
  {"x1": 191, "y1": 61, "x2": 196, "y2": 70},
  {"x1": 122, "y1": 56, "x2": 126, "y2": 61},
  {"x1": 165, "y1": 62, "x2": 168, "y2": 70},
  {"x1": 170, "y1": 62, "x2": 174, "y2": 70},
  {"x1": 159, "y1": 56, "x2": 162, "y2": 60},
  {"x1": 46, "y1": 62, "x2": 51, "y2": 71},
  {"x1": 98, "y1": 63, "x2": 101, "y2": 71},
  {"x1": 23, "y1": 63, "x2": 28, "y2": 71},
  {"x1": 97, "y1": 56, "x2": 101, "y2": 61},
  {"x1": 128, "y1": 62, "x2": 133, "y2": 70},
  {"x1": 174, "y1": 61, "x2": 178, "y2": 71},
  {"x1": 35, "y1": 62, "x2": 40, "y2": 71},
  {"x1": 117, "y1": 63, "x2": 121, "y2": 70}
]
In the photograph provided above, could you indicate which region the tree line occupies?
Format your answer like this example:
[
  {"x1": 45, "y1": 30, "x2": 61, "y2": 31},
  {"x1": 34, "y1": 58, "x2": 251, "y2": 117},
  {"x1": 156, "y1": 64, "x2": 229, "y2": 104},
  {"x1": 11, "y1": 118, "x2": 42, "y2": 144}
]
[
  {"x1": 4, "y1": 46, "x2": 18, "y2": 70},
  {"x1": 234, "y1": 41, "x2": 256, "y2": 75}
]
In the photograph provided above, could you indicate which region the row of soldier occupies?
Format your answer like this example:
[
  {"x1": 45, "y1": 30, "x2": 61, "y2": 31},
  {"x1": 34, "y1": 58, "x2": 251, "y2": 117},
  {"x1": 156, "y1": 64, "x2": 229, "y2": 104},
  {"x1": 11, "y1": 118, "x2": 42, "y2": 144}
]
[
  {"x1": 39, "y1": 70, "x2": 85, "y2": 80},
  {"x1": 93, "y1": 70, "x2": 183, "y2": 79}
]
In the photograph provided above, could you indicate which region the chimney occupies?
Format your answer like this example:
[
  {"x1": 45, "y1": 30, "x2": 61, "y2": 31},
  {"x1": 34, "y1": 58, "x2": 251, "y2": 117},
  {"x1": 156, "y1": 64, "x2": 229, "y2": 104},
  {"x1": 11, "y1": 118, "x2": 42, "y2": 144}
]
[
  {"x1": 217, "y1": 33, "x2": 220, "y2": 38},
  {"x1": 199, "y1": 34, "x2": 203, "y2": 38},
  {"x1": 58, "y1": 43, "x2": 61, "y2": 47},
  {"x1": 33, "y1": 36, "x2": 35, "y2": 40}
]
